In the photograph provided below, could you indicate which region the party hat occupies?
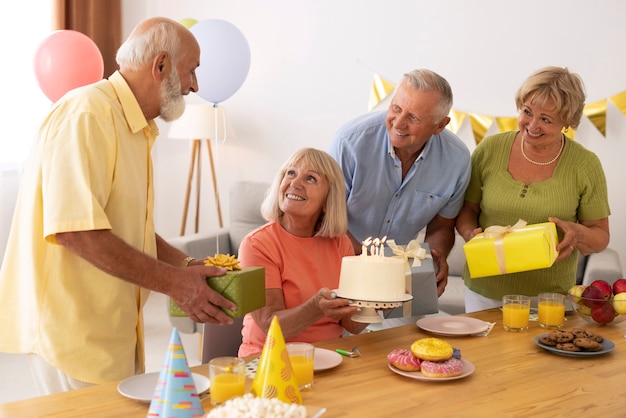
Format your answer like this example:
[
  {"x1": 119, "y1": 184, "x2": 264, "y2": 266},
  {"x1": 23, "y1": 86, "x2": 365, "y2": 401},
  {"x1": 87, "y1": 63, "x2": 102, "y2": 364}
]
[
  {"x1": 250, "y1": 316, "x2": 302, "y2": 404},
  {"x1": 147, "y1": 328, "x2": 204, "y2": 417}
]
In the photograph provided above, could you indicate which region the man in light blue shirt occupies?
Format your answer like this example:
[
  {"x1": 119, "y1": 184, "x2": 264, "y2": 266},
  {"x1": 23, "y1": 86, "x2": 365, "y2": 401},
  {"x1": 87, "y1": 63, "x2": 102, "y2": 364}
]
[{"x1": 329, "y1": 69, "x2": 470, "y2": 295}]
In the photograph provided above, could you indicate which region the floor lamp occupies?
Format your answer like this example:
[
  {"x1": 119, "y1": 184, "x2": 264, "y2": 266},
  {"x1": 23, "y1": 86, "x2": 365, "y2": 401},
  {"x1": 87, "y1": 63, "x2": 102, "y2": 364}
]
[{"x1": 168, "y1": 102, "x2": 235, "y2": 236}]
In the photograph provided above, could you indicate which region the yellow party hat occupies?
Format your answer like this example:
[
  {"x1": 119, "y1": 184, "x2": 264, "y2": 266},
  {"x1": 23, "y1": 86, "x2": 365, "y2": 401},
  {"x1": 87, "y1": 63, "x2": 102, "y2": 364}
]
[{"x1": 250, "y1": 316, "x2": 302, "y2": 404}]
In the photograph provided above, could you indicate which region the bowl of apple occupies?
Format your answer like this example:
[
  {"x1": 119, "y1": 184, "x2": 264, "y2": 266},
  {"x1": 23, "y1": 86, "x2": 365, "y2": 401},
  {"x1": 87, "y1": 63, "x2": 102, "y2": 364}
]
[{"x1": 568, "y1": 278, "x2": 626, "y2": 326}]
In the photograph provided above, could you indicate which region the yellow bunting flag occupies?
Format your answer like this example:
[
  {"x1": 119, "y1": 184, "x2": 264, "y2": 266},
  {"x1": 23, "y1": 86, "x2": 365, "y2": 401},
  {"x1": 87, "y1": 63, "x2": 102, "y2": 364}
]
[
  {"x1": 609, "y1": 90, "x2": 626, "y2": 116},
  {"x1": 469, "y1": 114, "x2": 494, "y2": 144},
  {"x1": 447, "y1": 109, "x2": 467, "y2": 134},
  {"x1": 363, "y1": 77, "x2": 624, "y2": 143},
  {"x1": 368, "y1": 74, "x2": 395, "y2": 111},
  {"x1": 495, "y1": 116, "x2": 518, "y2": 134},
  {"x1": 583, "y1": 99, "x2": 608, "y2": 136},
  {"x1": 251, "y1": 316, "x2": 302, "y2": 404}
]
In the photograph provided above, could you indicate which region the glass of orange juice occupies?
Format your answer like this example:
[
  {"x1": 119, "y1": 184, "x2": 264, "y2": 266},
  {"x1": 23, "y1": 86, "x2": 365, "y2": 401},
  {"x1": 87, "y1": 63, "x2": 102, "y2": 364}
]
[
  {"x1": 538, "y1": 292, "x2": 566, "y2": 329},
  {"x1": 286, "y1": 342, "x2": 314, "y2": 390},
  {"x1": 208, "y1": 356, "x2": 245, "y2": 405},
  {"x1": 502, "y1": 295, "x2": 531, "y2": 331}
]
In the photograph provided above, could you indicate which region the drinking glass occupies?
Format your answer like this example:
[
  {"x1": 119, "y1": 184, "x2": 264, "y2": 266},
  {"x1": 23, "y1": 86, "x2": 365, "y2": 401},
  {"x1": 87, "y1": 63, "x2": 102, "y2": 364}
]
[
  {"x1": 208, "y1": 356, "x2": 245, "y2": 405},
  {"x1": 538, "y1": 292, "x2": 566, "y2": 329},
  {"x1": 502, "y1": 295, "x2": 531, "y2": 331},
  {"x1": 286, "y1": 342, "x2": 315, "y2": 390}
]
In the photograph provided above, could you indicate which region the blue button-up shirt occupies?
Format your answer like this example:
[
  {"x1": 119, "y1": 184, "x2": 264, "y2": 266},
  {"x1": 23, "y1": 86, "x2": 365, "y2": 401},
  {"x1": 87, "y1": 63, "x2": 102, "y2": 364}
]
[{"x1": 329, "y1": 111, "x2": 471, "y2": 245}]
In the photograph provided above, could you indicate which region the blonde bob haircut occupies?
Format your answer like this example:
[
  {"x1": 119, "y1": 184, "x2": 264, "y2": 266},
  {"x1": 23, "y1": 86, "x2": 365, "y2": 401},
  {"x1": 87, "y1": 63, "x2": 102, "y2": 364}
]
[
  {"x1": 515, "y1": 66, "x2": 586, "y2": 130},
  {"x1": 261, "y1": 148, "x2": 348, "y2": 238}
]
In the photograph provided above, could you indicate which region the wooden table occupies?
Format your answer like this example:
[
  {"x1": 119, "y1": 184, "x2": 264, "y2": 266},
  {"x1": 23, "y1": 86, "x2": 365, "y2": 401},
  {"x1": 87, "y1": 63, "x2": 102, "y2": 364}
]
[{"x1": 2, "y1": 309, "x2": 625, "y2": 417}]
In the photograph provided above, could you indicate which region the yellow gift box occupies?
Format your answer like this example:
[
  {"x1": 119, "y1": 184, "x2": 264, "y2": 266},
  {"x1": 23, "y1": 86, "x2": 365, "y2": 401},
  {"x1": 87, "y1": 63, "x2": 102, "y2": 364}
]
[
  {"x1": 170, "y1": 254, "x2": 266, "y2": 318},
  {"x1": 463, "y1": 220, "x2": 559, "y2": 279}
]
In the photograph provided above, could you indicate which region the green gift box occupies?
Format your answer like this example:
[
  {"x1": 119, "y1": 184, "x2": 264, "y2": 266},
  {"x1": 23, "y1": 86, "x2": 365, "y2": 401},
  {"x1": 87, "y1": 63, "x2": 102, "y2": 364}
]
[{"x1": 170, "y1": 267, "x2": 266, "y2": 318}]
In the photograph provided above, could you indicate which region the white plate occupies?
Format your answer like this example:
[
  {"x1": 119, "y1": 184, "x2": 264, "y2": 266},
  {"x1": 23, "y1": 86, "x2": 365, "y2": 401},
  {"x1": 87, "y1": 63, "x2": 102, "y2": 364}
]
[
  {"x1": 244, "y1": 349, "x2": 342, "y2": 377},
  {"x1": 416, "y1": 316, "x2": 489, "y2": 336},
  {"x1": 388, "y1": 358, "x2": 475, "y2": 381},
  {"x1": 117, "y1": 372, "x2": 210, "y2": 402},
  {"x1": 534, "y1": 334, "x2": 616, "y2": 357},
  {"x1": 314, "y1": 348, "x2": 343, "y2": 371}
]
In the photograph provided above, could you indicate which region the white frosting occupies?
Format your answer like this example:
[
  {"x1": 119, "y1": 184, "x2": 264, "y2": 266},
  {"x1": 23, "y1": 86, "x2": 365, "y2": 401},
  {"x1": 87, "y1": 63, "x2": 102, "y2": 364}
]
[
  {"x1": 337, "y1": 255, "x2": 407, "y2": 301},
  {"x1": 205, "y1": 394, "x2": 306, "y2": 418}
]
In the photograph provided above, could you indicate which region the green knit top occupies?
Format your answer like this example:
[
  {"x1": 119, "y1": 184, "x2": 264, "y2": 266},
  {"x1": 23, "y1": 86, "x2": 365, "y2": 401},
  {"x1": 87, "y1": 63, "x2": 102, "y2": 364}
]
[{"x1": 462, "y1": 131, "x2": 610, "y2": 300}]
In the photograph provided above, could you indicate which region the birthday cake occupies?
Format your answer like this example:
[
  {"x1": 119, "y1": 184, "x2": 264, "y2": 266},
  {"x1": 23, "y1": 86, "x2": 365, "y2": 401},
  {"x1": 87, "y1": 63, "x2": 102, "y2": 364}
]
[{"x1": 337, "y1": 251, "x2": 407, "y2": 302}]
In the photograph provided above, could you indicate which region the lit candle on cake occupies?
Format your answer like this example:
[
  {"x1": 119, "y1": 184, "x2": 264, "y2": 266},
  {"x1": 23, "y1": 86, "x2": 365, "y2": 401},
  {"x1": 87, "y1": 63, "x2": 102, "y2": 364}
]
[
  {"x1": 379, "y1": 236, "x2": 387, "y2": 257},
  {"x1": 361, "y1": 237, "x2": 372, "y2": 257},
  {"x1": 372, "y1": 238, "x2": 380, "y2": 257}
]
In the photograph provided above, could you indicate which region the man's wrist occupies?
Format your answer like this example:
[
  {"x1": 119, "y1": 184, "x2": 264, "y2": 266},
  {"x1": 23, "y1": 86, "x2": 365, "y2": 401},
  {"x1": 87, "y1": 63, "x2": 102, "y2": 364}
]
[{"x1": 181, "y1": 256, "x2": 196, "y2": 267}]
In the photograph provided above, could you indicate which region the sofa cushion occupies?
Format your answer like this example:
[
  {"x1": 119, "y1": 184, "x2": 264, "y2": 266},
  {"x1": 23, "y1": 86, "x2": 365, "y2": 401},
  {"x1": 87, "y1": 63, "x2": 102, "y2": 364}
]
[{"x1": 228, "y1": 181, "x2": 269, "y2": 253}]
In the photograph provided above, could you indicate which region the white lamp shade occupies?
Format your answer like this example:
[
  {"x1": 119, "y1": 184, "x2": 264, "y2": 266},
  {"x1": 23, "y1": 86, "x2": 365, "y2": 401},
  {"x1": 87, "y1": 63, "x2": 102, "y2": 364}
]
[{"x1": 168, "y1": 102, "x2": 236, "y2": 140}]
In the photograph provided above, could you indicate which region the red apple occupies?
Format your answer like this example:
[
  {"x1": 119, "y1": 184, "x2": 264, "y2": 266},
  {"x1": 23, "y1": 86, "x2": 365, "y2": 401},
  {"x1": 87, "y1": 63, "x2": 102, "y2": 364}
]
[
  {"x1": 591, "y1": 302, "x2": 616, "y2": 325},
  {"x1": 612, "y1": 278, "x2": 626, "y2": 295},
  {"x1": 581, "y1": 285, "x2": 605, "y2": 309},
  {"x1": 590, "y1": 279, "x2": 612, "y2": 299}
]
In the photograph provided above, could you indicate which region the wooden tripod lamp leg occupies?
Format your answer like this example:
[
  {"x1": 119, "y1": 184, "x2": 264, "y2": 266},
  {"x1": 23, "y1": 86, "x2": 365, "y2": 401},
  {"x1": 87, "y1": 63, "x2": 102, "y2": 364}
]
[{"x1": 194, "y1": 140, "x2": 202, "y2": 234}]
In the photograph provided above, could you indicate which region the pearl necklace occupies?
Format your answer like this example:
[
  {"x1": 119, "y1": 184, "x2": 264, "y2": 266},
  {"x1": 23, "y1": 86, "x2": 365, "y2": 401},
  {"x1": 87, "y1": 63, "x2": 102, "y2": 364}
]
[{"x1": 520, "y1": 135, "x2": 565, "y2": 166}]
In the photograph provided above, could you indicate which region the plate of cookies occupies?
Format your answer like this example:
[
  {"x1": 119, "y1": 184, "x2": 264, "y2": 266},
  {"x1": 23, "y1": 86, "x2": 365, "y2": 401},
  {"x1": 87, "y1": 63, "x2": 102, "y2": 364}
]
[
  {"x1": 535, "y1": 328, "x2": 615, "y2": 357},
  {"x1": 387, "y1": 337, "x2": 474, "y2": 381}
]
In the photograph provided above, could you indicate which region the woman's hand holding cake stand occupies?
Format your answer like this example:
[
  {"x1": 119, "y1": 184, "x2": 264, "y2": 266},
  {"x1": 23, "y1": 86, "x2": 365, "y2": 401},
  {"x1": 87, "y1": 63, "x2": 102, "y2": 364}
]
[{"x1": 318, "y1": 288, "x2": 367, "y2": 334}]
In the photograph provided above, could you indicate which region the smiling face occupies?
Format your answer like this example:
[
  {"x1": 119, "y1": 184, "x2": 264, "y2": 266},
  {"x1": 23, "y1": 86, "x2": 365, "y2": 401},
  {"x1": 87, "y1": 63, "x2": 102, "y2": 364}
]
[
  {"x1": 385, "y1": 81, "x2": 449, "y2": 156},
  {"x1": 518, "y1": 98, "x2": 564, "y2": 146},
  {"x1": 278, "y1": 162, "x2": 329, "y2": 235}
]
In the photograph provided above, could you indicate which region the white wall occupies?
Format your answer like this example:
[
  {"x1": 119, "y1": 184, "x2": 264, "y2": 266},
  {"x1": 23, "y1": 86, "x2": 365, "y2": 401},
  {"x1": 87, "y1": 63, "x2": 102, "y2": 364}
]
[
  {"x1": 109, "y1": 1, "x2": 626, "y2": 270},
  {"x1": 124, "y1": 0, "x2": 626, "y2": 261}
]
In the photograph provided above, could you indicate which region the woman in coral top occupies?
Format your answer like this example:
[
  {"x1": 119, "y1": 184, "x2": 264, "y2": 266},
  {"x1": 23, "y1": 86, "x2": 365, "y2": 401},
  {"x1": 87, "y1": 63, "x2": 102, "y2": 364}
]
[{"x1": 238, "y1": 148, "x2": 368, "y2": 356}]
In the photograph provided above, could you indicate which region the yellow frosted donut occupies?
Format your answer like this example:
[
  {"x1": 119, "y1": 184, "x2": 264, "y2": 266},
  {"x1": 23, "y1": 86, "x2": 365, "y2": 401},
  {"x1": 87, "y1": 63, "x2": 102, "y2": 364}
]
[{"x1": 410, "y1": 337, "x2": 453, "y2": 361}]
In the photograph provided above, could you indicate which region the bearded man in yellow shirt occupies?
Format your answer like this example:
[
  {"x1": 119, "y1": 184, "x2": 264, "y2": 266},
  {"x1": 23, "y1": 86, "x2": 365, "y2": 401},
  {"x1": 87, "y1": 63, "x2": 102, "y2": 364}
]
[{"x1": 0, "y1": 17, "x2": 236, "y2": 395}]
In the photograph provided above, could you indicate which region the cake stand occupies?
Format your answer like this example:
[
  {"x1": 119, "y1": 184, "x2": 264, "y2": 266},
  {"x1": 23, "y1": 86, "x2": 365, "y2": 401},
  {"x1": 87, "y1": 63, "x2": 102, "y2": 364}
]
[{"x1": 333, "y1": 291, "x2": 413, "y2": 323}]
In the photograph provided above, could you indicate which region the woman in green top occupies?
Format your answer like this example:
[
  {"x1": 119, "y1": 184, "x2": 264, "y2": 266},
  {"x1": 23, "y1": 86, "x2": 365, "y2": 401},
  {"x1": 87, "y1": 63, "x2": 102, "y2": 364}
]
[{"x1": 456, "y1": 66, "x2": 610, "y2": 312}]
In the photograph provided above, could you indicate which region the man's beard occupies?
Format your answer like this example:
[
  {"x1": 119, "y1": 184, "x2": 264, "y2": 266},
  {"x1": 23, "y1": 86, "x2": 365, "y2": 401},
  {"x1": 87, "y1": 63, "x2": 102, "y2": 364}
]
[{"x1": 159, "y1": 67, "x2": 186, "y2": 122}]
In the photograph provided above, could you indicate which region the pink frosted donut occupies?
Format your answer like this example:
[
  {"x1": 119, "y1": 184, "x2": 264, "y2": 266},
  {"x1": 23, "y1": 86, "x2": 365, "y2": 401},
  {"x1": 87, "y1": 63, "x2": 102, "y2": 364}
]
[
  {"x1": 420, "y1": 358, "x2": 463, "y2": 378},
  {"x1": 387, "y1": 348, "x2": 421, "y2": 372}
]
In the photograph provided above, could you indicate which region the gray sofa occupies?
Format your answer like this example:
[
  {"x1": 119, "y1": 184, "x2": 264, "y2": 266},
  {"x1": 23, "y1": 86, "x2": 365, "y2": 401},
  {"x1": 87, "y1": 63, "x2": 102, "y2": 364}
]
[{"x1": 167, "y1": 181, "x2": 623, "y2": 360}]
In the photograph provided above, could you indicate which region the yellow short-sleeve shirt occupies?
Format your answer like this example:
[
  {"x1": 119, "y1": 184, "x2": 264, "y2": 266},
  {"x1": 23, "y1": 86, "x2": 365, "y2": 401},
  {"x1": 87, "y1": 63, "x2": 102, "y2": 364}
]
[{"x1": 0, "y1": 72, "x2": 159, "y2": 384}]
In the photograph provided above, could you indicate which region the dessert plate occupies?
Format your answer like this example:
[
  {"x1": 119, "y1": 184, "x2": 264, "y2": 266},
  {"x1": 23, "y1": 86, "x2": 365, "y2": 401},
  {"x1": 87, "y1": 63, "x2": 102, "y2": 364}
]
[
  {"x1": 416, "y1": 316, "x2": 489, "y2": 336},
  {"x1": 117, "y1": 371, "x2": 210, "y2": 402},
  {"x1": 534, "y1": 334, "x2": 616, "y2": 357},
  {"x1": 388, "y1": 359, "x2": 475, "y2": 381},
  {"x1": 333, "y1": 290, "x2": 413, "y2": 303},
  {"x1": 314, "y1": 348, "x2": 343, "y2": 371},
  {"x1": 244, "y1": 349, "x2": 343, "y2": 378}
]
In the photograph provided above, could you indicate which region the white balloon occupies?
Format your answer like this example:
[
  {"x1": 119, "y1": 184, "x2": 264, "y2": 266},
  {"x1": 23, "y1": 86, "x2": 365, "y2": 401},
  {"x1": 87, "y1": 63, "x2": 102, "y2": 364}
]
[{"x1": 191, "y1": 19, "x2": 251, "y2": 104}]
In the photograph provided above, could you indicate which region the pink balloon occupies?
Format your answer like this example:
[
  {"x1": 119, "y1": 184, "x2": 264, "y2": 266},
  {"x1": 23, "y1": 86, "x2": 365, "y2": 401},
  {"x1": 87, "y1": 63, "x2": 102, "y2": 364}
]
[{"x1": 34, "y1": 30, "x2": 104, "y2": 103}]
